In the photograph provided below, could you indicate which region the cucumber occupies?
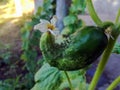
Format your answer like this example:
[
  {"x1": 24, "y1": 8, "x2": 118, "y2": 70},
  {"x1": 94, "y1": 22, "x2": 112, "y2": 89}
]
[{"x1": 40, "y1": 26, "x2": 108, "y2": 71}]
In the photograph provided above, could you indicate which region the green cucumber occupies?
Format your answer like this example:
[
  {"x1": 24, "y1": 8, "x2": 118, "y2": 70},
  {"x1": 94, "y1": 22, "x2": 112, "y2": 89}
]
[{"x1": 40, "y1": 26, "x2": 108, "y2": 71}]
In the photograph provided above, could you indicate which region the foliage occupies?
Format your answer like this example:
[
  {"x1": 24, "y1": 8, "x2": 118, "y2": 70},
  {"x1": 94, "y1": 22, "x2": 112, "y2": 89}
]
[
  {"x1": 0, "y1": 0, "x2": 56, "y2": 90},
  {"x1": 32, "y1": 63, "x2": 88, "y2": 90},
  {"x1": 31, "y1": 63, "x2": 62, "y2": 90},
  {"x1": 0, "y1": 0, "x2": 9, "y2": 4},
  {"x1": 0, "y1": 73, "x2": 35, "y2": 90},
  {"x1": 59, "y1": 70, "x2": 88, "y2": 90},
  {"x1": 21, "y1": 0, "x2": 56, "y2": 71},
  {"x1": 62, "y1": 0, "x2": 86, "y2": 35},
  {"x1": 0, "y1": 51, "x2": 11, "y2": 65},
  {"x1": 20, "y1": 0, "x2": 56, "y2": 89},
  {"x1": 0, "y1": 76, "x2": 20, "y2": 90},
  {"x1": 70, "y1": 0, "x2": 86, "y2": 14},
  {"x1": 112, "y1": 42, "x2": 120, "y2": 54},
  {"x1": 0, "y1": 0, "x2": 56, "y2": 89},
  {"x1": 32, "y1": 0, "x2": 87, "y2": 89}
]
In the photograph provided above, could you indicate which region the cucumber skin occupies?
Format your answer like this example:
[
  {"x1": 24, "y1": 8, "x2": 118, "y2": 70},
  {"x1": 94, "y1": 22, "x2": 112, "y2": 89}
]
[{"x1": 40, "y1": 26, "x2": 108, "y2": 71}]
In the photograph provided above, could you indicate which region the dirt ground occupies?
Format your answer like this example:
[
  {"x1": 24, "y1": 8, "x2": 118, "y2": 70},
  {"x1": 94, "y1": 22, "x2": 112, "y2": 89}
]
[{"x1": 0, "y1": 0, "x2": 33, "y2": 80}]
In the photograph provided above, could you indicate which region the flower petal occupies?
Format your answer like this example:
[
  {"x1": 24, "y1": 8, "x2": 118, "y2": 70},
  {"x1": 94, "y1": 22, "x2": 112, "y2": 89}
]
[
  {"x1": 40, "y1": 19, "x2": 50, "y2": 24},
  {"x1": 50, "y1": 16, "x2": 57, "y2": 26},
  {"x1": 34, "y1": 23, "x2": 48, "y2": 32},
  {"x1": 48, "y1": 29, "x2": 56, "y2": 36},
  {"x1": 48, "y1": 28, "x2": 60, "y2": 36}
]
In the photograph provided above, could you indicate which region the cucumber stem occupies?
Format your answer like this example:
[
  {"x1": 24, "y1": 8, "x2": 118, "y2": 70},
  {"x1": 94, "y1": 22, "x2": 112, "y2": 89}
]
[
  {"x1": 88, "y1": 12, "x2": 120, "y2": 90},
  {"x1": 88, "y1": 37, "x2": 118, "y2": 90},
  {"x1": 86, "y1": 0, "x2": 120, "y2": 90},
  {"x1": 115, "y1": 8, "x2": 120, "y2": 24},
  {"x1": 64, "y1": 71, "x2": 74, "y2": 90},
  {"x1": 86, "y1": 0, "x2": 102, "y2": 26},
  {"x1": 107, "y1": 76, "x2": 120, "y2": 90}
]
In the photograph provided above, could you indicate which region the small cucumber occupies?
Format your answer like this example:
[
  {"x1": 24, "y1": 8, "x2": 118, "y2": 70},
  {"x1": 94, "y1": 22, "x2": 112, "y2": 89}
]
[{"x1": 40, "y1": 26, "x2": 108, "y2": 71}]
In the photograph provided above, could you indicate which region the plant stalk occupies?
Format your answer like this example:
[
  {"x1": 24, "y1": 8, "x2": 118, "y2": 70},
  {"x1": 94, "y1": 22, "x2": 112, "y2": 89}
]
[
  {"x1": 86, "y1": 0, "x2": 102, "y2": 26},
  {"x1": 115, "y1": 8, "x2": 120, "y2": 24},
  {"x1": 86, "y1": 0, "x2": 120, "y2": 89},
  {"x1": 107, "y1": 76, "x2": 120, "y2": 90},
  {"x1": 64, "y1": 71, "x2": 74, "y2": 90},
  {"x1": 88, "y1": 37, "x2": 118, "y2": 90}
]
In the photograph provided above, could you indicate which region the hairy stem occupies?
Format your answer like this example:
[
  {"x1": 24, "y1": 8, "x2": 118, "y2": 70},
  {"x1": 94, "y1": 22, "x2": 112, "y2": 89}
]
[
  {"x1": 86, "y1": 0, "x2": 102, "y2": 26},
  {"x1": 64, "y1": 71, "x2": 74, "y2": 90},
  {"x1": 88, "y1": 37, "x2": 118, "y2": 90},
  {"x1": 115, "y1": 8, "x2": 120, "y2": 24},
  {"x1": 87, "y1": 0, "x2": 120, "y2": 90},
  {"x1": 107, "y1": 76, "x2": 120, "y2": 90},
  {"x1": 89, "y1": 11, "x2": 120, "y2": 90}
]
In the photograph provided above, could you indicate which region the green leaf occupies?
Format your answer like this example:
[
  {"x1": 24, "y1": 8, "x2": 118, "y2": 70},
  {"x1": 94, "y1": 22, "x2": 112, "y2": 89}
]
[
  {"x1": 61, "y1": 26, "x2": 73, "y2": 35},
  {"x1": 59, "y1": 70, "x2": 88, "y2": 90},
  {"x1": 112, "y1": 42, "x2": 120, "y2": 54},
  {"x1": 30, "y1": 30, "x2": 41, "y2": 46},
  {"x1": 0, "y1": 87, "x2": 9, "y2": 90},
  {"x1": 36, "y1": 7, "x2": 43, "y2": 16},
  {"x1": 63, "y1": 15, "x2": 77, "y2": 26},
  {"x1": 31, "y1": 63, "x2": 62, "y2": 90},
  {"x1": 0, "y1": 81, "x2": 12, "y2": 90},
  {"x1": 70, "y1": 0, "x2": 86, "y2": 14}
]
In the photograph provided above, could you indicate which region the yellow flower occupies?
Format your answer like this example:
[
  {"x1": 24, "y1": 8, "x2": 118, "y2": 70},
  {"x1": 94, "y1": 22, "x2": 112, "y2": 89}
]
[{"x1": 34, "y1": 16, "x2": 59, "y2": 36}]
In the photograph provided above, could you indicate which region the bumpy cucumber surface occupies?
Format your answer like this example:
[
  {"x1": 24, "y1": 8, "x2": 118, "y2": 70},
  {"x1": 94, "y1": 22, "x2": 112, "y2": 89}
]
[{"x1": 40, "y1": 26, "x2": 108, "y2": 71}]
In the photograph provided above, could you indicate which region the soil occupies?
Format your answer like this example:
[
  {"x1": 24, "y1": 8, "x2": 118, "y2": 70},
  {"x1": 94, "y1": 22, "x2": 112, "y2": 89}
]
[
  {"x1": 0, "y1": 21, "x2": 26, "y2": 80},
  {"x1": 0, "y1": 1, "x2": 32, "y2": 82}
]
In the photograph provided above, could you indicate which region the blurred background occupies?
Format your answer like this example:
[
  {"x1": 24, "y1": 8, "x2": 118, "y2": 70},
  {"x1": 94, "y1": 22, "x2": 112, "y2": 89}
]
[
  {"x1": 0, "y1": 0, "x2": 34, "y2": 50},
  {"x1": 0, "y1": 0, "x2": 120, "y2": 90}
]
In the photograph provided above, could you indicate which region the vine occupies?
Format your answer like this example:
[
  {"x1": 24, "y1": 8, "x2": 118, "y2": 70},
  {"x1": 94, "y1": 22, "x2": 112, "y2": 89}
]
[{"x1": 86, "y1": 0, "x2": 120, "y2": 90}]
